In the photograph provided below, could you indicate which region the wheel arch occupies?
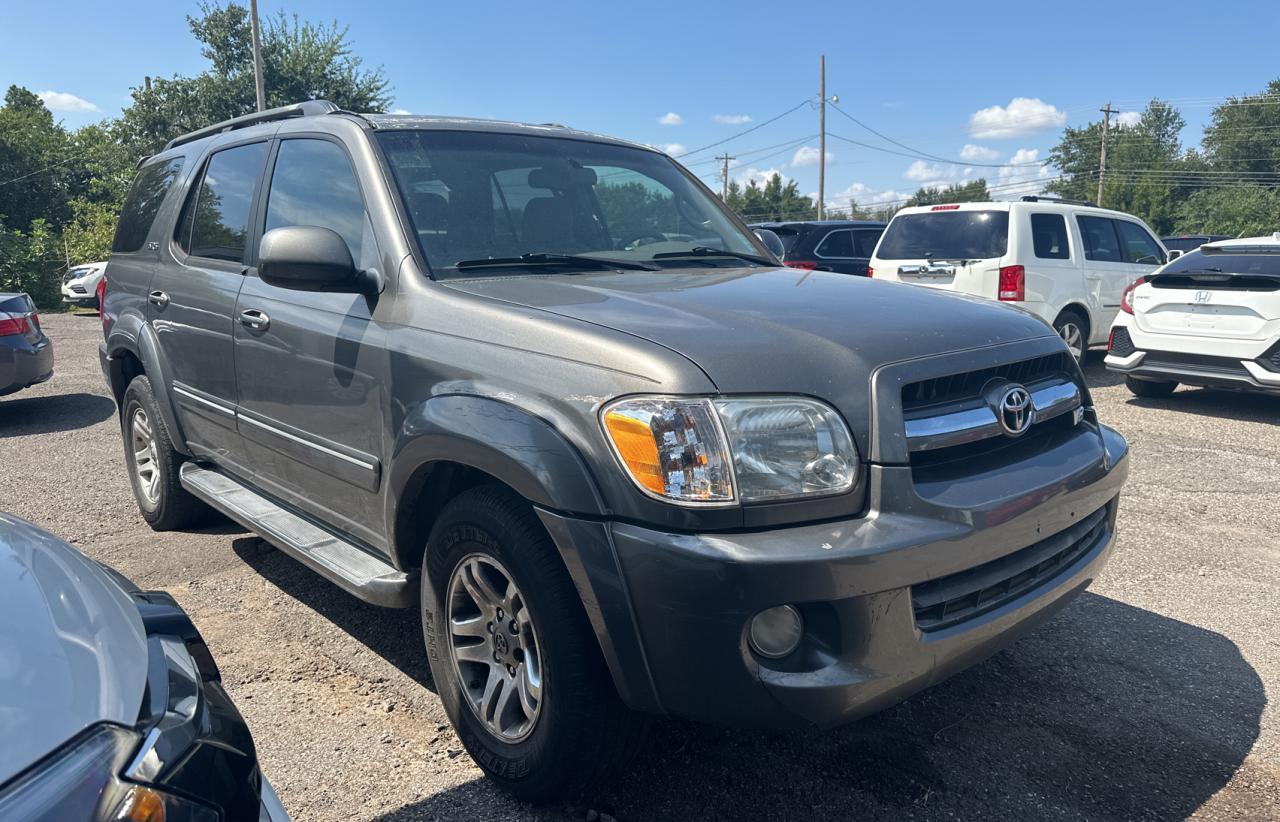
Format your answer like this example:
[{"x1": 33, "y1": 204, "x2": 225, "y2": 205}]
[{"x1": 106, "y1": 320, "x2": 190, "y2": 456}]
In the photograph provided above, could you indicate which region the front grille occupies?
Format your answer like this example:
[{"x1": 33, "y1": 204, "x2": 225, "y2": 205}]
[
  {"x1": 70, "y1": 285, "x2": 87, "y2": 294},
  {"x1": 1143, "y1": 350, "x2": 1249, "y2": 376},
  {"x1": 1108, "y1": 326, "x2": 1135, "y2": 357},
  {"x1": 912, "y1": 503, "x2": 1112, "y2": 632},
  {"x1": 902, "y1": 352, "x2": 1074, "y2": 413}
]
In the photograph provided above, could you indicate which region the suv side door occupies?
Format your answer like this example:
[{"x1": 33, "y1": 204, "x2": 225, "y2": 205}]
[
  {"x1": 155, "y1": 139, "x2": 270, "y2": 475},
  {"x1": 232, "y1": 135, "x2": 389, "y2": 549},
  {"x1": 812, "y1": 228, "x2": 881, "y2": 276},
  {"x1": 1074, "y1": 214, "x2": 1135, "y2": 339}
]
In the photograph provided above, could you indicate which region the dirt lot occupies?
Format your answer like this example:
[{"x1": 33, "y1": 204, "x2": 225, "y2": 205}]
[{"x1": 4, "y1": 311, "x2": 1278, "y2": 821}]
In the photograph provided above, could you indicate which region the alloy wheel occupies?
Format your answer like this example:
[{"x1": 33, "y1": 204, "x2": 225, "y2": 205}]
[
  {"x1": 446, "y1": 554, "x2": 544, "y2": 743},
  {"x1": 130, "y1": 407, "x2": 161, "y2": 505},
  {"x1": 1058, "y1": 321, "x2": 1084, "y2": 362}
]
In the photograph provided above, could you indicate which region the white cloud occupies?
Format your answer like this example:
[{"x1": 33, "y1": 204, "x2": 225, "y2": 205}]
[
  {"x1": 1115, "y1": 111, "x2": 1142, "y2": 128},
  {"x1": 733, "y1": 167, "x2": 787, "y2": 188},
  {"x1": 960, "y1": 143, "x2": 1000, "y2": 162},
  {"x1": 995, "y1": 148, "x2": 1054, "y2": 197},
  {"x1": 968, "y1": 97, "x2": 1066, "y2": 139},
  {"x1": 661, "y1": 143, "x2": 686, "y2": 156},
  {"x1": 826, "y1": 181, "x2": 911, "y2": 211},
  {"x1": 391, "y1": 108, "x2": 411, "y2": 115},
  {"x1": 658, "y1": 111, "x2": 683, "y2": 126},
  {"x1": 713, "y1": 113, "x2": 752, "y2": 125},
  {"x1": 904, "y1": 160, "x2": 954, "y2": 182},
  {"x1": 790, "y1": 145, "x2": 833, "y2": 167},
  {"x1": 36, "y1": 90, "x2": 99, "y2": 113}
]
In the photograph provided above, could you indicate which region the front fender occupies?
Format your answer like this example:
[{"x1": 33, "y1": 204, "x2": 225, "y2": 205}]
[{"x1": 106, "y1": 316, "x2": 189, "y2": 457}]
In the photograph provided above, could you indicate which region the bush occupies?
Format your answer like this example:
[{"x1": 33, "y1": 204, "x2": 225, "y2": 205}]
[{"x1": 0, "y1": 219, "x2": 62, "y2": 308}]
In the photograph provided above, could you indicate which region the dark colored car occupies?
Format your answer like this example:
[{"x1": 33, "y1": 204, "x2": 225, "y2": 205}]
[
  {"x1": 100, "y1": 101, "x2": 1129, "y2": 802},
  {"x1": 0, "y1": 293, "x2": 53, "y2": 397},
  {"x1": 1161, "y1": 234, "x2": 1231, "y2": 254},
  {"x1": 748, "y1": 219, "x2": 886, "y2": 276},
  {"x1": 0, "y1": 514, "x2": 288, "y2": 821}
]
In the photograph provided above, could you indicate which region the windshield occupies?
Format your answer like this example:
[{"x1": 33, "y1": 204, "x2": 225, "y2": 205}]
[
  {"x1": 377, "y1": 130, "x2": 765, "y2": 276},
  {"x1": 875, "y1": 210, "x2": 1009, "y2": 260}
]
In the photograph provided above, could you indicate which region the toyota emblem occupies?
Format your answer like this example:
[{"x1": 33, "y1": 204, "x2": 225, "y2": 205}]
[{"x1": 997, "y1": 386, "x2": 1034, "y2": 437}]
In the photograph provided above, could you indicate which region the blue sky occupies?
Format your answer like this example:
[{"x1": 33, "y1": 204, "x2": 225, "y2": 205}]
[{"x1": 4, "y1": 0, "x2": 1278, "y2": 211}]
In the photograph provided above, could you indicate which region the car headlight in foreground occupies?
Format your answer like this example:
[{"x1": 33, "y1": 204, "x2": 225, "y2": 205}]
[{"x1": 602, "y1": 395, "x2": 859, "y2": 505}]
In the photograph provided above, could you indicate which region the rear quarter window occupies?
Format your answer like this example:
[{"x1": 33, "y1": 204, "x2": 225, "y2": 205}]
[
  {"x1": 1030, "y1": 213, "x2": 1070, "y2": 259},
  {"x1": 111, "y1": 157, "x2": 185, "y2": 253}
]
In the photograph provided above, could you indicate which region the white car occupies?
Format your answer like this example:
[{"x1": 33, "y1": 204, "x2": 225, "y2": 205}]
[
  {"x1": 869, "y1": 197, "x2": 1169, "y2": 362},
  {"x1": 1105, "y1": 233, "x2": 1280, "y2": 397},
  {"x1": 60, "y1": 261, "x2": 107, "y2": 308}
]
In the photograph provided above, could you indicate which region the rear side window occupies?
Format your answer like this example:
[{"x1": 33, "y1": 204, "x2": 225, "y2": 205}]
[
  {"x1": 1115, "y1": 221, "x2": 1165, "y2": 265},
  {"x1": 876, "y1": 211, "x2": 1008, "y2": 260},
  {"x1": 177, "y1": 142, "x2": 269, "y2": 262},
  {"x1": 1076, "y1": 215, "x2": 1122, "y2": 263},
  {"x1": 265, "y1": 139, "x2": 367, "y2": 264},
  {"x1": 1030, "y1": 213, "x2": 1069, "y2": 259},
  {"x1": 815, "y1": 230, "x2": 854, "y2": 258},
  {"x1": 853, "y1": 228, "x2": 882, "y2": 256},
  {"x1": 112, "y1": 158, "x2": 184, "y2": 253}
]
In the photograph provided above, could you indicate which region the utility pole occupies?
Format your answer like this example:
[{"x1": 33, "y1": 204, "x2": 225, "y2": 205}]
[
  {"x1": 250, "y1": 0, "x2": 267, "y2": 112},
  {"x1": 716, "y1": 153, "x2": 735, "y2": 201},
  {"x1": 1097, "y1": 102, "x2": 1113, "y2": 206},
  {"x1": 818, "y1": 54, "x2": 827, "y2": 220}
]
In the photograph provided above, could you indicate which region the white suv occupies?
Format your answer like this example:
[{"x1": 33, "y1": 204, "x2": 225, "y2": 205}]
[
  {"x1": 869, "y1": 197, "x2": 1168, "y2": 362},
  {"x1": 1105, "y1": 233, "x2": 1280, "y2": 397}
]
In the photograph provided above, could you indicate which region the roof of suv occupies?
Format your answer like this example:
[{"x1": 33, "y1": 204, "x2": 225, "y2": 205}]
[
  {"x1": 889, "y1": 199, "x2": 1150, "y2": 220},
  {"x1": 749, "y1": 219, "x2": 886, "y2": 229}
]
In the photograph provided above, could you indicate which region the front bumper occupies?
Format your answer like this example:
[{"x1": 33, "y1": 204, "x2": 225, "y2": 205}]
[
  {"x1": 0, "y1": 335, "x2": 53, "y2": 396},
  {"x1": 548, "y1": 422, "x2": 1128, "y2": 729}
]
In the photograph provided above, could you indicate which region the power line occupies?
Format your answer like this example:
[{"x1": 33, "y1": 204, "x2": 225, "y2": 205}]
[{"x1": 675, "y1": 98, "x2": 815, "y2": 159}]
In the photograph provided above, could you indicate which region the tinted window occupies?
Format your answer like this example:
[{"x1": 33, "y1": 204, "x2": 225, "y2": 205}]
[
  {"x1": 852, "y1": 228, "x2": 882, "y2": 256},
  {"x1": 112, "y1": 158, "x2": 184, "y2": 253},
  {"x1": 265, "y1": 139, "x2": 366, "y2": 263},
  {"x1": 876, "y1": 211, "x2": 1008, "y2": 260},
  {"x1": 816, "y1": 230, "x2": 854, "y2": 257},
  {"x1": 1076, "y1": 215, "x2": 1122, "y2": 263},
  {"x1": 177, "y1": 142, "x2": 269, "y2": 262},
  {"x1": 1030, "y1": 213, "x2": 1069, "y2": 259},
  {"x1": 1115, "y1": 221, "x2": 1164, "y2": 265},
  {"x1": 1159, "y1": 248, "x2": 1280, "y2": 277}
]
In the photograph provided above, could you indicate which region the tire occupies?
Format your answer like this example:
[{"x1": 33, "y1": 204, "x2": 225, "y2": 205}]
[
  {"x1": 1126, "y1": 376, "x2": 1178, "y2": 398},
  {"x1": 421, "y1": 485, "x2": 648, "y2": 802},
  {"x1": 1052, "y1": 309, "x2": 1089, "y2": 364},
  {"x1": 121, "y1": 375, "x2": 209, "y2": 530}
]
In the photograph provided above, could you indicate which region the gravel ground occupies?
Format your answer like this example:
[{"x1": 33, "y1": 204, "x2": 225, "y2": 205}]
[{"x1": 4, "y1": 311, "x2": 1278, "y2": 821}]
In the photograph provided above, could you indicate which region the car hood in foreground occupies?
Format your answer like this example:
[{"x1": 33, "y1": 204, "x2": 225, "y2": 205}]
[
  {"x1": 0, "y1": 514, "x2": 147, "y2": 784},
  {"x1": 444, "y1": 267, "x2": 1057, "y2": 447}
]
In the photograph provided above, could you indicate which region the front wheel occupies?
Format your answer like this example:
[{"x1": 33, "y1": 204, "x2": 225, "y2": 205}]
[
  {"x1": 421, "y1": 486, "x2": 647, "y2": 802},
  {"x1": 1126, "y1": 376, "x2": 1178, "y2": 398}
]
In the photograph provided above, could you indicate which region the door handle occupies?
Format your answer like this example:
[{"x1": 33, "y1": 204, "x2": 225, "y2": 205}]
[
  {"x1": 148, "y1": 290, "x2": 170, "y2": 308},
  {"x1": 239, "y1": 309, "x2": 270, "y2": 331}
]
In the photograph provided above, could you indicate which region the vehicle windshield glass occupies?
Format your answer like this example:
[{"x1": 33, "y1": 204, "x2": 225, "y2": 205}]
[
  {"x1": 1159, "y1": 248, "x2": 1280, "y2": 277},
  {"x1": 875, "y1": 210, "x2": 1009, "y2": 260},
  {"x1": 377, "y1": 130, "x2": 764, "y2": 276}
]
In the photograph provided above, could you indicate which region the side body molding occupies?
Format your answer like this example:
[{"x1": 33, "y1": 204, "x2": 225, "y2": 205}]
[{"x1": 106, "y1": 317, "x2": 190, "y2": 457}]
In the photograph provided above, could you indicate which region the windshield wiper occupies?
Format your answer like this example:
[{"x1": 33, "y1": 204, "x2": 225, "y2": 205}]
[
  {"x1": 651, "y1": 247, "x2": 772, "y2": 266},
  {"x1": 454, "y1": 253, "x2": 659, "y2": 272}
]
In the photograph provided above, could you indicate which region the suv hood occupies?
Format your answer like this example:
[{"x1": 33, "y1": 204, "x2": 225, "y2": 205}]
[
  {"x1": 444, "y1": 267, "x2": 1056, "y2": 447},
  {"x1": 0, "y1": 515, "x2": 147, "y2": 784}
]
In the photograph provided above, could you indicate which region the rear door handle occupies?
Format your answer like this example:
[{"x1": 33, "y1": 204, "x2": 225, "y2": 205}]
[
  {"x1": 239, "y1": 309, "x2": 270, "y2": 331},
  {"x1": 148, "y1": 290, "x2": 170, "y2": 308}
]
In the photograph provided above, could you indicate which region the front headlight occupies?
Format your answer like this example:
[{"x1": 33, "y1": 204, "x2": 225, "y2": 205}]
[{"x1": 602, "y1": 395, "x2": 859, "y2": 505}]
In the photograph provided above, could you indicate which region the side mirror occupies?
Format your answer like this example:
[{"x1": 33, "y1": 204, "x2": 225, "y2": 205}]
[
  {"x1": 259, "y1": 226, "x2": 365, "y2": 293},
  {"x1": 753, "y1": 228, "x2": 785, "y2": 260},
  {"x1": 1166, "y1": 249, "x2": 1183, "y2": 261}
]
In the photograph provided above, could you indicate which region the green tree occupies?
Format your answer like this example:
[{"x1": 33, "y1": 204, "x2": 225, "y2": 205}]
[
  {"x1": 725, "y1": 174, "x2": 817, "y2": 221},
  {"x1": 1176, "y1": 186, "x2": 1280, "y2": 237},
  {"x1": 120, "y1": 3, "x2": 392, "y2": 153},
  {"x1": 1202, "y1": 80, "x2": 1280, "y2": 175},
  {"x1": 0, "y1": 86, "x2": 74, "y2": 231},
  {"x1": 904, "y1": 178, "x2": 991, "y2": 208}
]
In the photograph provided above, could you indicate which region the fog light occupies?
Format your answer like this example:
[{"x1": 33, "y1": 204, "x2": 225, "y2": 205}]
[{"x1": 748, "y1": 605, "x2": 803, "y2": 658}]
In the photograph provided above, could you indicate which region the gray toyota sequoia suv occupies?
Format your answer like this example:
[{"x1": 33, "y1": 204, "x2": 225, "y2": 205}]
[{"x1": 101, "y1": 101, "x2": 1129, "y2": 801}]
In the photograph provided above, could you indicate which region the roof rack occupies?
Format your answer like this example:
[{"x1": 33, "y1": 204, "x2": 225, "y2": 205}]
[
  {"x1": 1020, "y1": 195, "x2": 1098, "y2": 207},
  {"x1": 164, "y1": 100, "x2": 340, "y2": 150}
]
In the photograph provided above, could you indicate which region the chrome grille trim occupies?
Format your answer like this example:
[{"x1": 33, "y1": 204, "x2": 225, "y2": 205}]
[{"x1": 904, "y1": 377, "x2": 1081, "y2": 453}]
